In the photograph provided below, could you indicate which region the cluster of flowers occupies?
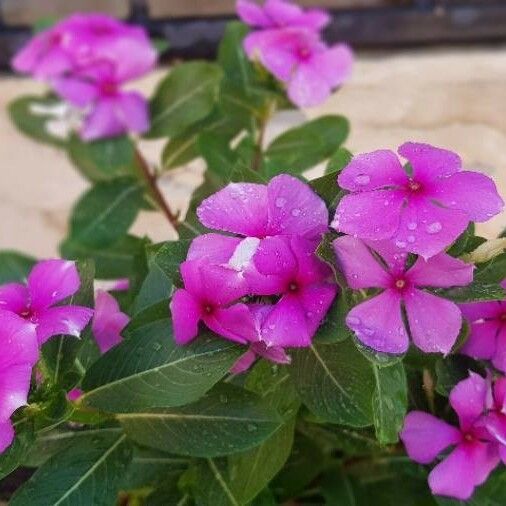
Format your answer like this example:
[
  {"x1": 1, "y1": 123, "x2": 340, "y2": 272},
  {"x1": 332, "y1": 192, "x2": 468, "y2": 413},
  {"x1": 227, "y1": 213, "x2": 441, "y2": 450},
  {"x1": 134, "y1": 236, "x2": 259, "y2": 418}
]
[
  {"x1": 237, "y1": 0, "x2": 353, "y2": 107},
  {"x1": 0, "y1": 261, "x2": 129, "y2": 452},
  {"x1": 170, "y1": 174, "x2": 337, "y2": 372},
  {"x1": 401, "y1": 372, "x2": 506, "y2": 500},
  {"x1": 12, "y1": 14, "x2": 157, "y2": 140}
]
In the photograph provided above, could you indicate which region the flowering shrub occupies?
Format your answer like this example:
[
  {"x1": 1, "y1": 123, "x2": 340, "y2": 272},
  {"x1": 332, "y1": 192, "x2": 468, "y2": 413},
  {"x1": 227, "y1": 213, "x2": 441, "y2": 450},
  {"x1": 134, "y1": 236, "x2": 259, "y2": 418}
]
[{"x1": 2, "y1": 1, "x2": 506, "y2": 504}]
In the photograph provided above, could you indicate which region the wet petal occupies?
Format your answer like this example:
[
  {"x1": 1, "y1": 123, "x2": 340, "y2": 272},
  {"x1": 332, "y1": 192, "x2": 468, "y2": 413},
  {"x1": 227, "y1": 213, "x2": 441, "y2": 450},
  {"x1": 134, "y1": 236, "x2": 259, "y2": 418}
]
[
  {"x1": 28, "y1": 259, "x2": 80, "y2": 311},
  {"x1": 398, "y1": 142, "x2": 461, "y2": 182},
  {"x1": 346, "y1": 290, "x2": 408, "y2": 354},
  {"x1": 0, "y1": 310, "x2": 38, "y2": 370},
  {"x1": 253, "y1": 342, "x2": 291, "y2": 364},
  {"x1": 230, "y1": 349, "x2": 257, "y2": 374},
  {"x1": 450, "y1": 372, "x2": 487, "y2": 431},
  {"x1": 0, "y1": 364, "x2": 34, "y2": 421},
  {"x1": 197, "y1": 182, "x2": 269, "y2": 237},
  {"x1": 337, "y1": 149, "x2": 406, "y2": 192},
  {"x1": 290, "y1": 236, "x2": 332, "y2": 286},
  {"x1": 407, "y1": 252, "x2": 474, "y2": 288},
  {"x1": 332, "y1": 190, "x2": 405, "y2": 241},
  {"x1": 204, "y1": 304, "x2": 256, "y2": 344},
  {"x1": 187, "y1": 234, "x2": 241, "y2": 263},
  {"x1": 428, "y1": 171, "x2": 504, "y2": 222},
  {"x1": 333, "y1": 236, "x2": 391, "y2": 289},
  {"x1": 492, "y1": 327, "x2": 506, "y2": 374},
  {"x1": 400, "y1": 411, "x2": 461, "y2": 464},
  {"x1": 0, "y1": 283, "x2": 29, "y2": 314},
  {"x1": 460, "y1": 300, "x2": 504, "y2": 322},
  {"x1": 170, "y1": 289, "x2": 202, "y2": 345},
  {"x1": 267, "y1": 174, "x2": 328, "y2": 239},
  {"x1": 35, "y1": 306, "x2": 94, "y2": 345},
  {"x1": 252, "y1": 236, "x2": 296, "y2": 277},
  {"x1": 405, "y1": 289, "x2": 462, "y2": 354},
  {"x1": 298, "y1": 283, "x2": 337, "y2": 336},
  {"x1": 460, "y1": 321, "x2": 500, "y2": 362}
]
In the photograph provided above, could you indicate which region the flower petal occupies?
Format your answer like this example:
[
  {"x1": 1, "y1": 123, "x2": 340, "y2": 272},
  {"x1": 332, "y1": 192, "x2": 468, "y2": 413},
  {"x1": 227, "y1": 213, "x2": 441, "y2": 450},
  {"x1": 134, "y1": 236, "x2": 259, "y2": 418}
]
[
  {"x1": 346, "y1": 290, "x2": 408, "y2": 354},
  {"x1": 309, "y1": 44, "x2": 353, "y2": 88},
  {"x1": 290, "y1": 236, "x2": 331, "y2": 285},
  {"x1": 0, "y1": 420, "x2": 15, "y2": 453},
  {"x1": 428, "y1": 171, "x2": 504, "y2": 222},
  {"x1": 28, "y1": 259, "x2": 80, "y2": 311},
  {"x1": 81, "y1": 98, "x2": 125, "y2": 141},
  {"x1": 267, "y1": 174, "x2": 328, "y2": 239},
  {"x1": 398, "y1": 142, "x2": 461, "y2": 182},
  {"x1": 0, "y1": 364, "x2": 33, "y2": 421},
  {"x1": 460, "y1": 300, "x2": 504, "y2": 322},
  {"x1": 337, "y1": 149, "x2": 406, "y2": 192},
  {"x1": 197, "y1": 183, "x2": 269, "y2": 237},
  {"x1": 0, "y1": 283, "x2": 29, "y2": 313},
  {"x1": 449, "y1": 372, "x2": 487, "y2": 431},
  {"x1": 261, "y1": 294, "x2": 310, "y2": 347},
  {"x1": 460, "y1": 321, "x2": 500, "y2": 362},
  {"x1": 52, "y1": 76, "x2": 99, "y2": 107},
  {"x1": 332, "y1": 190, "x2": 405, "y2": 241},
  {"x1": 333, "y1": 236, "x2": 391, "y2": 289},
  {"x1": 204, "y1": 304, "x2": 256, "y2": 344},
  {"x1": 405, "y1": 289, "x2": 462, "y2": 354},
  {"x1": 170, "y1": 289, "x2": 202, "y2": 345},
  {"x1": 288, "y1": 62, "x2": 331, "y2": 108},
  {"x1": 492, "y1": 327, "x2": 506, "y2": 373},
  {"x1": 0, "y1": 311, "x2": 38, "y2": 370},
  {"x1": 298, "y1": 283, "x2": 337, "y2": 336},
  {"x1": 230, "y1": 349, "x2": 257, "y2": 374},
  {"x1": 407, "y1": 253, "x2": 474, "y2": 288},
  {"x1": 35, "y1": 305, "x2": 94, "y2": 345},
  {"x1": 187, "y1": 234, "x2": 242, "y2": 263},
  {"x1": 400, "y1": 411, "x2": 461, "y2": 464},
  {"x1": 253, "y1": 342, "x2": 291, "y2": 364},
  {"x1": 92, "y1": 290, "x2": 129, "y2": 354},
  {"x1": 236, "y1": 0, "x2": 272, "y2": 27},
  {"x1": 116, "y1": 91, "x2": 150, "y2": 135}
]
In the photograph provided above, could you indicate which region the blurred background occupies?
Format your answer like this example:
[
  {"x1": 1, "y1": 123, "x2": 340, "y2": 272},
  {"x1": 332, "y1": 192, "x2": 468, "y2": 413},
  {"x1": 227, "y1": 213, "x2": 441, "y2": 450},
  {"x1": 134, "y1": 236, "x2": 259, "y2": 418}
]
[{"x1": 0, "y1": 0, "x2": 505, "y2": 257}]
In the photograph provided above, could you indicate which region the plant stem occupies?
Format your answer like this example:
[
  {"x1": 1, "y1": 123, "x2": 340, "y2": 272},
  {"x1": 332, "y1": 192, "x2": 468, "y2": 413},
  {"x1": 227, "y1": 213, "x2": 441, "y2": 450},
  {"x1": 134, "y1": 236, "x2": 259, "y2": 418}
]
[
  {"x1": 251, "y1": 101, "x2": 276, "y2": 172},
  {"x1": 134, "y1": 149, "x2": 179, "y2": 228}
]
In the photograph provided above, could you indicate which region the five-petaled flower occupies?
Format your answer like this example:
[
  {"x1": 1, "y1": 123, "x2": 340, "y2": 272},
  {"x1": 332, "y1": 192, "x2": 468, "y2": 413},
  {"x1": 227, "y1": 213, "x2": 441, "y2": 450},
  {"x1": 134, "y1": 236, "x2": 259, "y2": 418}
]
[
  {"x1": 400, "y1": 373, "x2": 505, "y2": 500},
  {"x1": 333, "y1": 142, "x2": 504, "y2": 259},
  {"x1": 333, "y1": 236, "x2": 473, "y2": 354},
  {"x1": 0, "y1": 259, "x2": 93, "y2": 345}
]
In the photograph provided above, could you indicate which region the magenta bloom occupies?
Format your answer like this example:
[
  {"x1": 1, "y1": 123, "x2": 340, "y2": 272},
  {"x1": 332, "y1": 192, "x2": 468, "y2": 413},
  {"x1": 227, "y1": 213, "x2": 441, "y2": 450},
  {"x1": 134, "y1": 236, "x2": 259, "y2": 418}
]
[
  {"x1": 482, "y1": 377, "x2": 506, "y2": 463},
  {"x1": 0, "y1": 311, "x2": 39, "y2": 453},
  {"x1": 197, "y1": 175, "x2": 329, "y2": 241},
  {"x1": 0, "y1": 259, "x2": 93, "y2": 345},
  {"x1": 333, "y1": 236, "x2": 473, "y2": 354},
  {"x1": 237, "y1": 0, "x2": 329, "y2": 31},
  {"x1": 52, "y1": 63, "x2": 149, "y2": 140},
  {"x1": 460, "y1": 280, "x2": 506, "y2": 372},
  {"x1": 249, "y1": 236, "x2": 337, "y2": 347},
  {"x1": 12, "y1": 13, "x2": 156, "y2": 81},
  {"x1": 92, "y1": 290, "x2": 129, "y2": 354},
  {"x1": 244, "y1": 28, "x2": 353, "y2": 108},
  {"x1": 170, "y1": 258, "x2": 257, "y2": 346},
  {"x1": 400, "y1": 373, "x2": 501, "y2": 500},
  {"x1": 333, "y1": 143, "x2": 504, "y2": 259}
]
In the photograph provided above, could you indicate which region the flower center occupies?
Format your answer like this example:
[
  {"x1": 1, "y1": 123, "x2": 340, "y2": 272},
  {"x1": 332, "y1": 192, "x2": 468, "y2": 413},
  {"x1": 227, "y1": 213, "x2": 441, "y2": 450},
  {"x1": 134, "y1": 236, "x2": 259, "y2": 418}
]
[
  {"x1": 297, "y1": 47, "x2": 311, "y2": 60},
  {"x1": 408, "y1": 179, "x2": 422, "y2": 192},
  {"x1": 203, "y1": 304, "x2": 214, "y2": 315},
  {"x1": 501, "y1": 312, "x2": 506, "y2": 322},
  {"x1": 395, "y1": 279, "x2": 406, "y2": 289},
  {"x1": 463, "y1": 433, "x2": 474, "y2": 442},
  {"x1": 100, "y1": 81, "x2": 118, "y2": 96},
  {"x1": 288, "y1": 282, "x2": 299, "y2": 293}
]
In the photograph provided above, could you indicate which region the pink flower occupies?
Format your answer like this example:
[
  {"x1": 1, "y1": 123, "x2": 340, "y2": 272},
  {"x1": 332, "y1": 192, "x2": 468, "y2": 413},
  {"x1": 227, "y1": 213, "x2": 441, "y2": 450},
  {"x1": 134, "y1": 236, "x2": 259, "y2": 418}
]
[
  {"x1": 197, "y1": 174, "x2": 329, "y2": 241},
  {"x1": 170, "y1": 258, "x2": 257, "y2": 346},
  {"x1": 237, "y1": 0, "x2": 330, "y2": 31},
  {"x1": 250, "y1": 236, "x2": 337, "y2": 347},
  {"x1": 460, "y1": 280, "x2": 506, "y2": 372},
  {"x1": 0, "y1": 259, "x2": 94, "y2": 345},
  {"x1": 244, "y1": 28, "x2": 353, "y2": 108},
  {"x1": 67, "y1": 388, "x2": 84, "y2": 402},
  {"x1": 333, "y1": 143, "x2": 504, "y2": 259},
  {"x1": 0, "y1": 311, "x2": 39, "y2": 453},
  {"x1": 333, "y1": 236, "x2": 473, "y2": 354},
  {"x1": 92, "y1": 290, "x2": 129, "y2": 354},
  {"x1": 12, "y1": 13, "x2": 156, "y2": 81},
  {"x1": 482, "y1": 377, "x2": 506, "y2": 463},
  {"x1": 52, "y1": 63, "x2": 149, "y2": 140},
  {"x1": 400, "y1": 373, "x2": 501, "y2": 500}
]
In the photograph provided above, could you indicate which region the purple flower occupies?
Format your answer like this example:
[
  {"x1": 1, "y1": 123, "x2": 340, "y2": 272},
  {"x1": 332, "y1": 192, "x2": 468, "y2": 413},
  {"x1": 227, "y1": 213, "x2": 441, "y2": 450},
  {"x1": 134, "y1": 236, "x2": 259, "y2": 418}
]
[
  {"x1": 332, "y1": 143, "x2": 504, "y2": 259},
  {"x1": 460, "y1": 280, "x2": 506, "y2": 372},
  {"x1": 170, "y1": 258, "x2": 256, "y2": 346},
  {"x1": 244, "y1": 28, "x2": 353, "y2": 108},
  {"x1": 0, "y1": 311, "x2": 39, "y2": 453},
  {"x1": 237, "y1": 0, "x2": 330, "y2": 31},
  {"x1": 12, "y1": 13, "x2": 156, "y2": 81},
  {"x1": 0, "y1": 260, "x2": 93, "y2": 345},
  {"x1": 400, "y1": 373, "x2": 501, "y2": 500},
  {"x1": 333, "y1": 236, "x2": 473, "y2": 354},
  {"x1": 92, "y1": 290, "x2": 129, "y2": 354},
  {"x1": 250, "y1": 236, "x2": 337, "y2": 347},
  {"x1": 197, "y1": 174, "x2": 329, "y2": 241},
  {"x1": 482, "y1": 377, "x2": 506, "y2": 463}
]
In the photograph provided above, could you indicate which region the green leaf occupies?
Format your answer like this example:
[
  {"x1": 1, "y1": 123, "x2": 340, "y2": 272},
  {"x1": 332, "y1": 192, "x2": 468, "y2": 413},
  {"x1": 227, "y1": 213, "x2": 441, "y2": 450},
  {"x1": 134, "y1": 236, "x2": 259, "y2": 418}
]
[
  {"x1": 371, "y1": 362, "x2": 407, "y2": 445},
  {"x1": 314, "y1": 294, "x2": 352, "y2": 343},
  {"x1": 8, "y1": 95, "x2": 68, "y2": 147},
  {"x1": 81, "y1": 321, "x2": 241, "y2": 413},
  {"x1": 326, "y1": 146, "x2": 353, "y2": 174},
  {"x1": 309, "y1": 170, "x2": 344, "y2": 209},
  {"x1": 69, "y1": 178, "x2": 144, "y2": 248},
  {"x1": 0, "y1": 250, "x2": 35, "y2": 283},
  {"x1": 291, "y1": 340, "x2": 375, "y2": 427},
  {"x1": 473, "y1": 252, "x2": 506, "y2": 285},
  {"x1": 146, "y1": 240, "x2": 192, "y2": 287},
  {"x1": 435, "y1": 355, "x2": 485, "y2": 397},
  {"x1": 42, "y1": 259, "x2": 95, "y2": 386},
  {"x1": 60, "y1": 234, "x2": 146, "y2": 280},
  {"x1": 198, "y1": 132, "x2": 237, "y2": 179},
  {"x1": 147, "y1": 62, "x2": 223, "y2": 138},
  {"x1": 119, "y1": 384, "x2": 283, "y2": 457},
  {"x1": 0, "y1": 424, "x2": 35, "y2": 480},
  {"x1": 10, "y1": 431, "x2": 132, "y2": 506},
  {"x1": 132, "y1": 263, "x2": 172, "y2": 315},
  {"x1": 439, "y1": 282, "x2": 506, "y2": 302},
  {"x1": 67, "y1": 135, "x2": 138, "y2": 182},
  {"x1": 265, "y1": 116, "x2": 349, "y2": 174}
]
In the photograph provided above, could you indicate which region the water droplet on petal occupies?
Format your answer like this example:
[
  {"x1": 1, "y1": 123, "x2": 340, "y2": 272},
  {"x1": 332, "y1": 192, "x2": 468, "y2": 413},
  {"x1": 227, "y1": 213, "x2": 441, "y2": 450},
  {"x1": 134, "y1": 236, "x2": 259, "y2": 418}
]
[
  {"x1": 426, "y1": 221, "x2": 442, "y2": 234},
  {"x1": 354, "y1": 174, "x2": 371, "y2": 185},
  {"x1": 407, "y1": 222, "x2": 417, "y2": 230},
  {"x1": 275, "y1": 197, "x2": 286, "y2": 208},
  {"x1": 347, "y1": 316, "x2": 361, "y2": 326},
  {"x1": 407, "y1": 235, "x2": 415, "y2": 243},
  {"x1": 395, "y1": 240, "x2": 407, "y2": 248},
  {"x1": 291, "y1": 208, "x2": 301, "y2": 217}
]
